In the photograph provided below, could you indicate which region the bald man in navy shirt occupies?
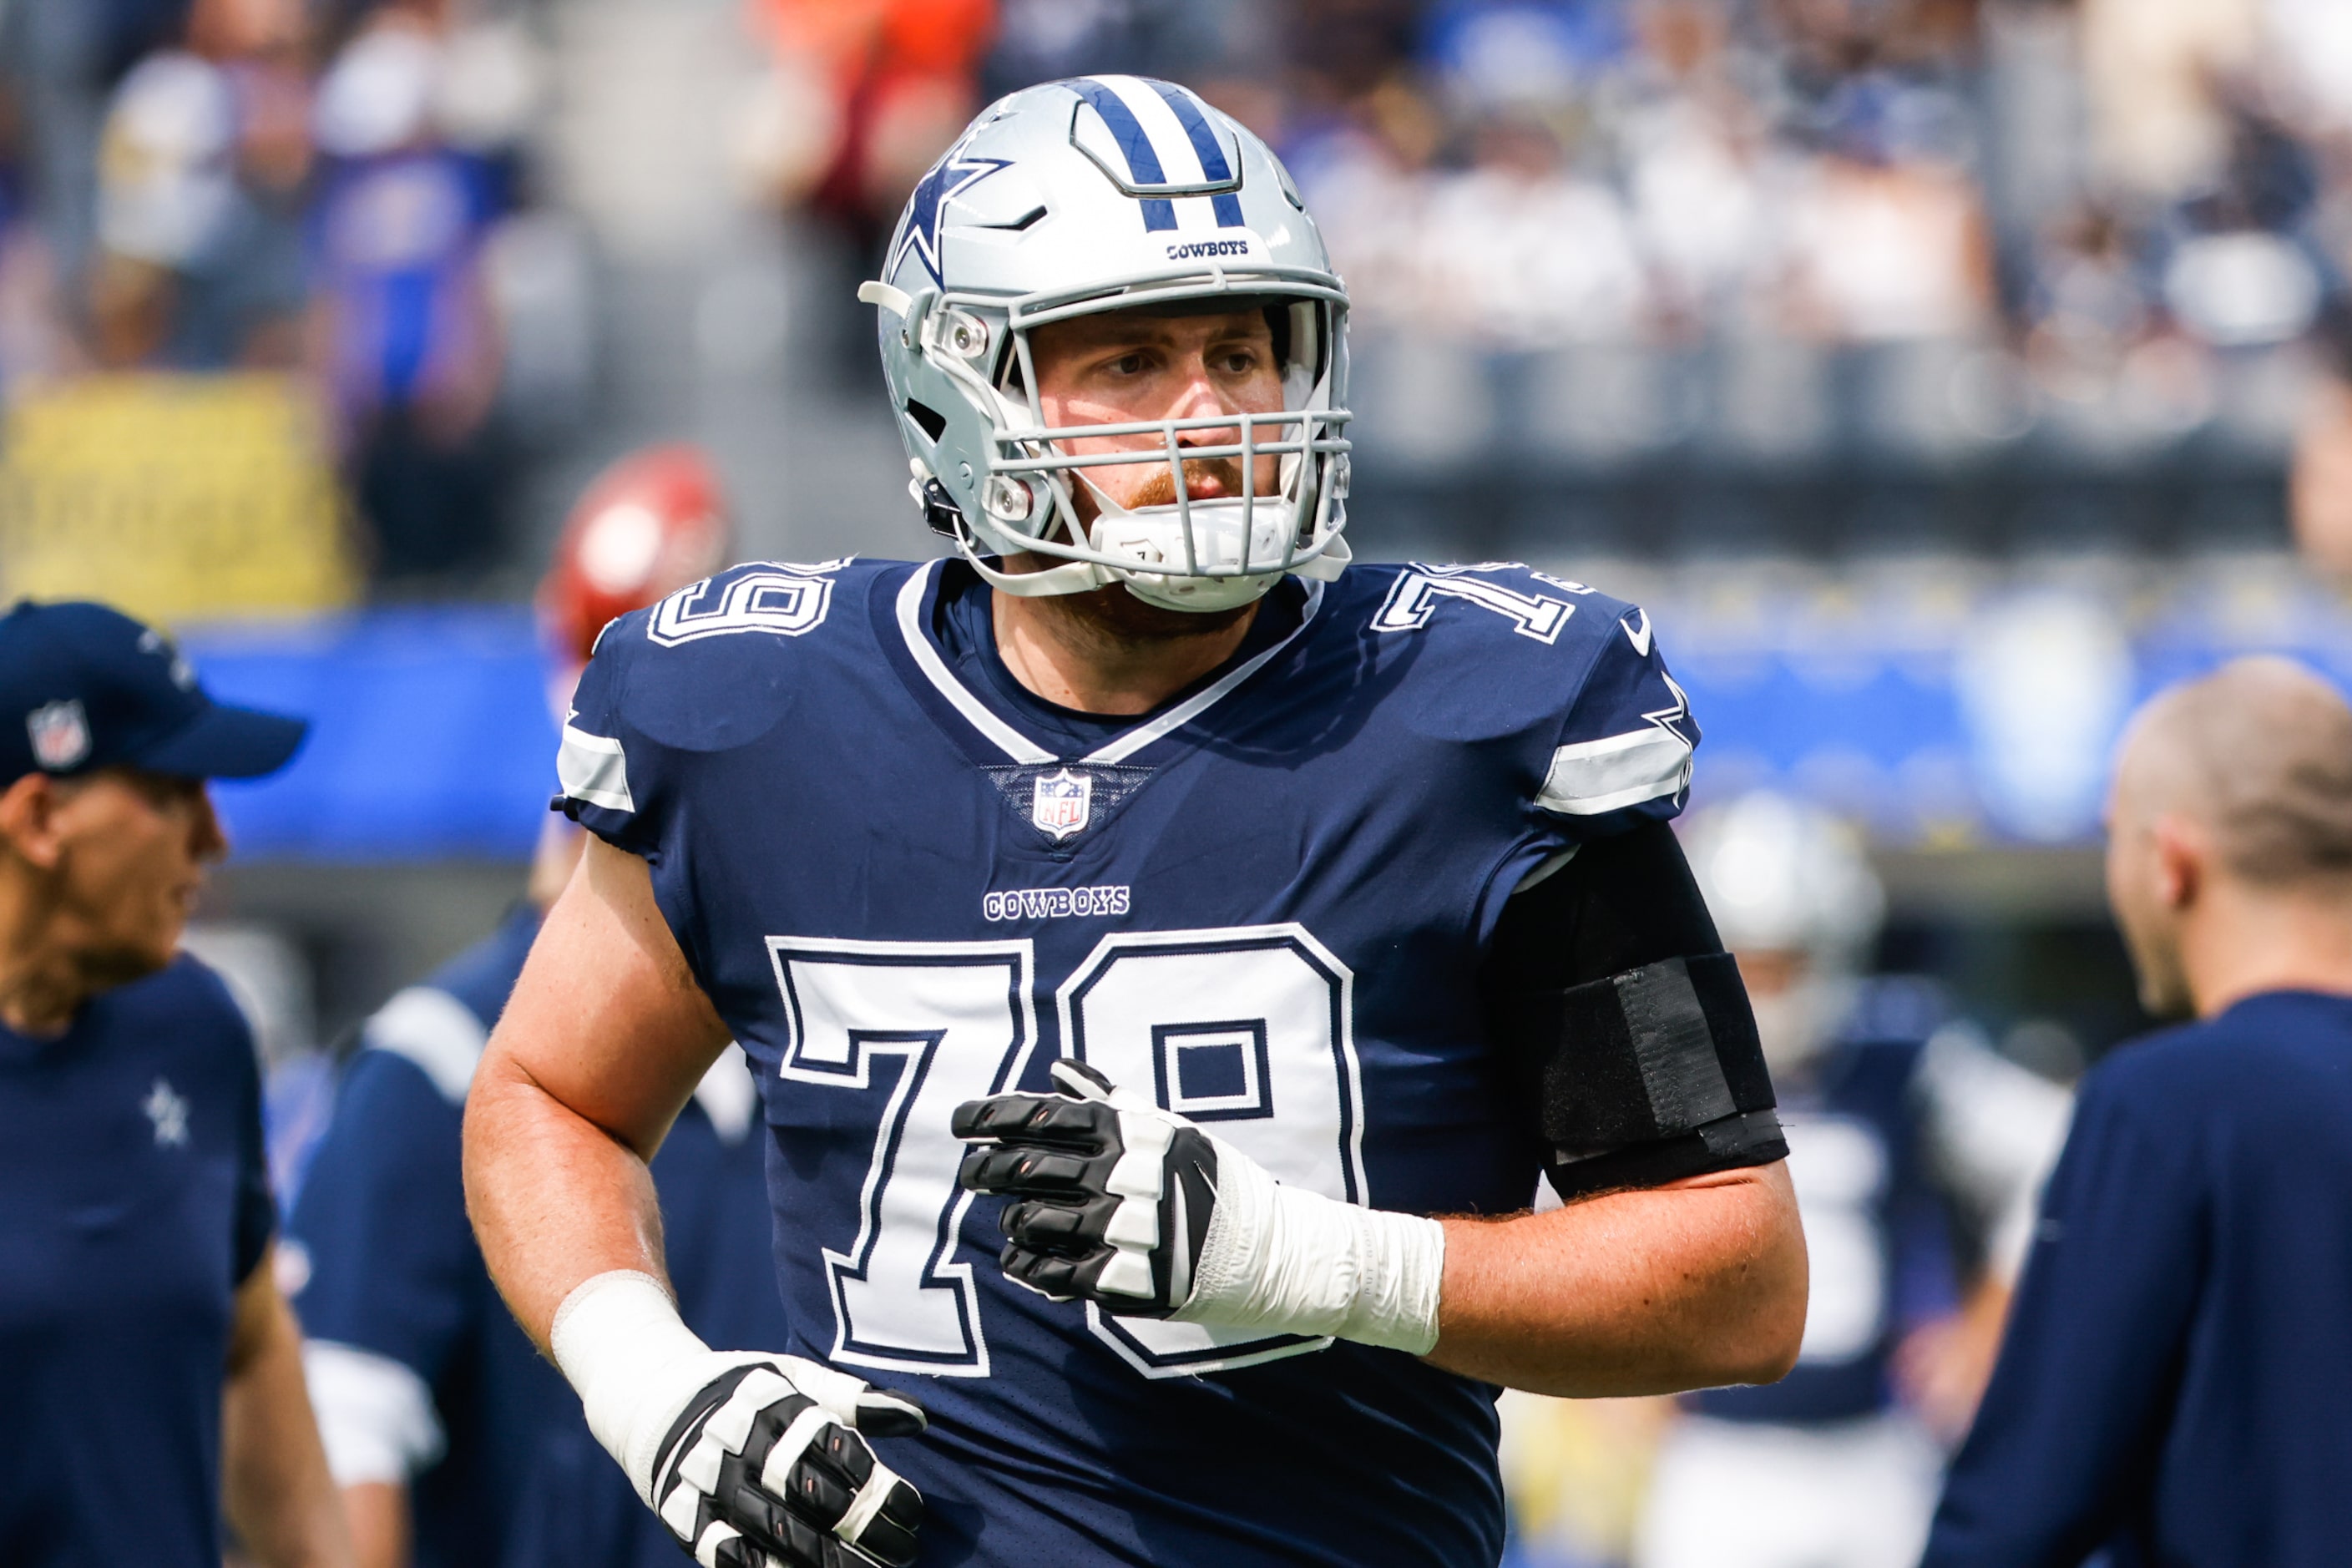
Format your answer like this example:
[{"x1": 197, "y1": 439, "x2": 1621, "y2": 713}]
[
  {"x1": 1924, "y1": 656, "x2": 2352, "y2": 1567},
  {"x1": 0, "y1": 601, "x2": 349, "y2": 1568}
]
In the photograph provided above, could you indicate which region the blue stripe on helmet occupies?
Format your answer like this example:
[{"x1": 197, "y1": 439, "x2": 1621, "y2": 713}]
[
  {"x1": 1072, "y1": 78, "x2": 1181, "y2": 233},
  {"x1": 1147, "y1": 81, "x2": 1247, "y2": 229}
]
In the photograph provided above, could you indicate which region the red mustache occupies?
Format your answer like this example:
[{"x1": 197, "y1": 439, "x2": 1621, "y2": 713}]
[{"x1": 1125, "y1": 457, "x2": 1256, "y2": 507}]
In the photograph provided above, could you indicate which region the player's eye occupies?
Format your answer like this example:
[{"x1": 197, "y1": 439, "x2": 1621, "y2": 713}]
[{"x1": 1102, "y1": 352, "x2": 1150, "y2": 378}]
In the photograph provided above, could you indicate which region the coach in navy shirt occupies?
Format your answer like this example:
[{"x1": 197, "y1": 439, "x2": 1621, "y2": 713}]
[
  {"x1": 0, "y1": 599, "x2": 347, "y2": 1567},
  {"x1": 1925, "y1": 655, "x2": 2352, "y2": 1568}
]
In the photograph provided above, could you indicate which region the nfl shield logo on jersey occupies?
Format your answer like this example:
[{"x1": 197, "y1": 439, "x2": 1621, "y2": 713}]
[
  {"x1": 1031, "y1": 767, "x2": 1093, "y2": 841},
  {"x1": 28, "y1": 700, "x2": 90, "y2": 771}
]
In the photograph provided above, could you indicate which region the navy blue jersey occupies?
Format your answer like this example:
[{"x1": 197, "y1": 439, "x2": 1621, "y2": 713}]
[
  {"x1": 0, "y1": 957, "x2": 276, "y2": 1568},
  {"x1": 557, "y1": 557, "x2": 1701, "y2": 1567},
  {"x1": 1925, "y1": 991, "x2": 2352, "y2": 1568},
  {"x1": 1693, "y1": 1039, "x2": 1955, "y2": 1425},
  {"x1": 289, "y1": 907, "x2": 787, "y2": 1568}
]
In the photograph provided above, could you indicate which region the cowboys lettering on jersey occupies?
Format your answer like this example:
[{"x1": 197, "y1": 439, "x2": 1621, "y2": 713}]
[{"x1": 465, "y1": 74, "x2": 1806, "y2": 1568}]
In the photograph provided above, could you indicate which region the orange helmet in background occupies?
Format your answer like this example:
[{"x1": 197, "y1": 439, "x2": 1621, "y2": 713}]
[{"x1": 538, "y1": 444, "x2": 731, "y2": 666}]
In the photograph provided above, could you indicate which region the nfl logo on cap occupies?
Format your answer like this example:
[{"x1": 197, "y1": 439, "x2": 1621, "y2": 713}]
[
  {"x1": 27, "y1": 699, "x2": 90, "y2": 771},
  {"x1": 1031, "y1": 767, "x2": 1092, "y2": 842}
]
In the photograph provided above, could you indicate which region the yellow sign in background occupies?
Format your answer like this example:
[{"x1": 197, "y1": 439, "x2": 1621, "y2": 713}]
[{"x1": 0, "y1": 373, "x2": 358, "y2": 626}]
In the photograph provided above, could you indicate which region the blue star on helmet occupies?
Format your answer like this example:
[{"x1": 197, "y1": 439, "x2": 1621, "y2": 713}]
[{"x1": 891, "y1": 151, "x2": 1014, "y2": 288}]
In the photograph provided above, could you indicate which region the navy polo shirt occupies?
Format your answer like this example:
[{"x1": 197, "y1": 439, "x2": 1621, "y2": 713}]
[
  {"x1": 1925, "y1": 989, "x2": 2352, "y2": 1568},
  {"x1": 0, "y1": 955, "x2": 276, "y2": 1568}
]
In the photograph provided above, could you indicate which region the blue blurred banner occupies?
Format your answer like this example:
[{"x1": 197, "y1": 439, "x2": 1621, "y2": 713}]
[
  {"x1": 1662, "y1": 559, "x2": 2352, "y2": 845},
  {"x1": 188, "y1": 608, "x2": 557, "y2": 861},
  {"x1": 180, "y1": 566, "x2": 2352, "y2": 862}
]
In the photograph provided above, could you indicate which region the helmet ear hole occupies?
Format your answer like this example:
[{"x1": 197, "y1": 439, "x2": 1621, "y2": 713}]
[{"x1": 906, "y1": 401, "x2": 949, "y2": 443}]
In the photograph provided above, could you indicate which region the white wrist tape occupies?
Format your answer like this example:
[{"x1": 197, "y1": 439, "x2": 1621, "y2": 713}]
[
  {"x1": 549, "y1": 1269, "x2": 769, "y2": 1505},
  {"x1": 1174, "y1": 1140, "x2": 1447, "y2": 1355}
]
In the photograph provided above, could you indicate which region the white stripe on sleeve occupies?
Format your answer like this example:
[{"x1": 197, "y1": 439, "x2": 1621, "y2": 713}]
[
  {"x1": 303, "y1": 1340, "x2": 445, "y2": 1486},
  {"x1": 364, "y1": 986, "x2": 488, "y2": 1105},
  {"x1": 559, "y1": 723, "x2": 635, "y2": 812},
  {"x1": 1535, "y1": 727, "x2": 1694, "y2": 817}
]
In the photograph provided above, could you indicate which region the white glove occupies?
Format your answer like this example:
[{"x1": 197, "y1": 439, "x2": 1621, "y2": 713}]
[
  {"x1": 551, "y1": 1272, "x2": 923, "y2": 1568},
  {"x1": 952, "y1": 1060, "x2": 1447, "y2": 1354}
]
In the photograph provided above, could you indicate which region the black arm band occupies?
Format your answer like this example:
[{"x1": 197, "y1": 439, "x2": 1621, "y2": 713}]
[
  {"x1": 1490, "y1": 952, "x2": 1785, "y2": 1200},
  {"x1": 1483, "y1": 822, "x2": 1786, "y2": 1201}
]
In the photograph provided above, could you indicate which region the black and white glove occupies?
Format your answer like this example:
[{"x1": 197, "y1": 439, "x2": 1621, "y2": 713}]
[
  {"x1": 951, "y1": 1058, "x2": 1216, "y2": 1312},
  {"x1": 952, "y1": 1060, "x2": 1448, "y2": 1353},
  {"x1": 551, "y1": 1272, "x2": 923, "y2": 1568}
]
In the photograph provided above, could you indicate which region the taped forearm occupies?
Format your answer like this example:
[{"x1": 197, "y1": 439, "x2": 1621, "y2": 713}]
[
  {"x1": 1176, "y1": 1144, "x2": 1447, "y2": 1354},
  {"x1": 551, "y1": 1270, "x2": 755, "y2": 1502}
]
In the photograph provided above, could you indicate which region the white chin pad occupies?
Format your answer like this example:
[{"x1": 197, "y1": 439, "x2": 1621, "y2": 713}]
[{"x1": 1088, "y1": 498, "x2": 1294, "y2": 614}]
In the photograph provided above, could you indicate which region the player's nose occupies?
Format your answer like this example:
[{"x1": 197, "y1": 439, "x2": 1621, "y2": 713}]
[{"x1": 1167, "y1": 354, "x2": 1245, "y2": 431}]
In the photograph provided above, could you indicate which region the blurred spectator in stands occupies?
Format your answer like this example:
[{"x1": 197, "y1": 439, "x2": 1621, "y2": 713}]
[
  {"x1": 86, "y1": 0, "x2": 314, "y2": 370},
  {"x1": 982, "y1": 0, "x2": 1245, "y2": 103},
  {"x1": 2152, "y1": 99, "x2": 2329, "y2": 349},
  {"x1": 1621, "y1": 90, "x2": 1778, "y2": 336},
  {"x1": 1, "y1": 0, "x2": 198, "y2": 286},
  {"x1": 1429, "y1": 114, "x2": 1654, "y2": 344},
  {"x1": 1777, "y1": 77, "x2": 1995, "y2": 341},
  {"x1": 0, "y1": 78, "x2": 78, "y2": 397},
  {"x1": 2078, "y1": 0, "x2": 2258, "y2": 205},
  {"x1": 746, "y1": 0, "x2": 994, "y2": 250},
  {"x1": 309, "y1": 5, "x2": 507, "y2": 584},
  {"x1": 1284, "y1": 0, "x2": 1424, "y2": 121},
  {"x1": 2021, "y1": 204, "x2": 2154, "y2": 388}
]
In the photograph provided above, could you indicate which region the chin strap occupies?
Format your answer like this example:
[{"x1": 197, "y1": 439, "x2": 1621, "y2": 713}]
[
  {"x1": 921, "y1": 459, "x2": 1351, "y2": 606},
  {"x1": 959, "y1": 546, "x2": 1115, "y2": 598},
  {"x1": 1292, "y1": 534, "x2": 1352, "y2": 581},
  {"x1": 954, "y1": 529, "x2": 1349, "y2": 602}
]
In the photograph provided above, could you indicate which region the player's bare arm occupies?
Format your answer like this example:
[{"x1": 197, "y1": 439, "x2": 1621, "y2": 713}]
[
  {"x1": 1429, "y1": 1165, "x2": 1804, "y2": 1394},
  {"x1": 464, "y1": 832, "x2": 728, "y2": 1338},
  {"x1": 466, "y1": 839, "x2": 925, "y2": 1568}
]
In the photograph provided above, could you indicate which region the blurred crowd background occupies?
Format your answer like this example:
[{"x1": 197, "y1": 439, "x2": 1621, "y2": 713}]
[{"x1": 5, "y1": 0, "x2": 2351, "y2": 1562}]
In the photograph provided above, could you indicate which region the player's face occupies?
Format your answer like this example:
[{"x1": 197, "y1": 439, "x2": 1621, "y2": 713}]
[
  {"x1": 1029, "y1": 306, "x2": 1286, "y2": 523},
  {"x1": 48, "y1": 770, "x2": 228, "y2": 986}
]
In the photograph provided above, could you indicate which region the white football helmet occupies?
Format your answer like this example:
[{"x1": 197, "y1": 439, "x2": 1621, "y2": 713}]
[
  {"x1": 1682, "y1": 792, "x2": 1887, "y2": 1072},
  {"x1": 860, "y1": 75, "x2": 1353, "y2": 613}
]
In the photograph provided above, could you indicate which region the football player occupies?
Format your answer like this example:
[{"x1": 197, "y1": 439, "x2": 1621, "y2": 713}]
[
  {"x1": 1634, "y1": 792, "x2": 2071, "y2": 1568},
  {"x1": 464, "y1": 77, "x2": 1808, "y2": 1568},
  {"x1": 287, "y1": 447, "x2": 786, "y2": 1568}
]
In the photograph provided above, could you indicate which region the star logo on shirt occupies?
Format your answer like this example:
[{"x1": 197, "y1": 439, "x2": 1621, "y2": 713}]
[
  {"x1": 889, "y1": 147, "x2": 1013, "y2": 287},
  {"x1": 142, "y1": 1077, "x2": 190, "y2": 1149}
]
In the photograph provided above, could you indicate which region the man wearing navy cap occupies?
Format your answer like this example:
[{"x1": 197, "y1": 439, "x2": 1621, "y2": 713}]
[{"x1": 0, "y1": 599, "x2": 350, "y2": 1568}]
